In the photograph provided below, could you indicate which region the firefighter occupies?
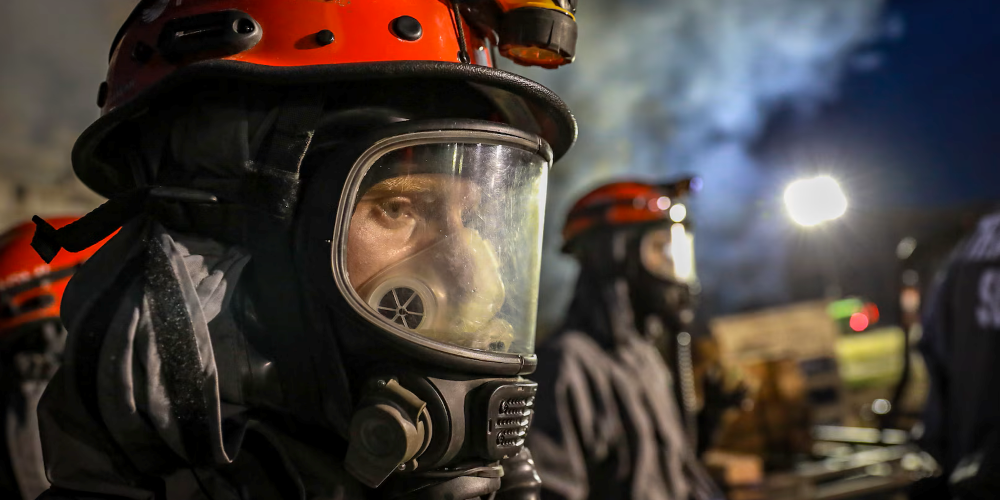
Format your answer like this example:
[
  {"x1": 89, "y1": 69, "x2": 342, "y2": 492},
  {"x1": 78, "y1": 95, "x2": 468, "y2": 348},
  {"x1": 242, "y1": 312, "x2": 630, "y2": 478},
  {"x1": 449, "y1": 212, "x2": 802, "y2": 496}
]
[
  {"x1": 30, "y1": 1, "x2": 578, "y2": 498},
  {"x1": 913, "y1": 210, "x2": 1000, "y2": 500},
  {"x1": 0, "y1": 218, "x2": 108, "y2": 499},
  {"x1": 527, "y1": 179, "x2": 722, "y2": 500}
]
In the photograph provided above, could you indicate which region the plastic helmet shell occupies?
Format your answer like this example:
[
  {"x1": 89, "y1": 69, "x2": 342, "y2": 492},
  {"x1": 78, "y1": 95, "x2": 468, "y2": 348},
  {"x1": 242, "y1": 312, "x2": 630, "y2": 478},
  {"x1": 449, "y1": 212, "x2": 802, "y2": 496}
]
[{"x1": 562, "y1": 178, "x2": 697, "y2": 253}]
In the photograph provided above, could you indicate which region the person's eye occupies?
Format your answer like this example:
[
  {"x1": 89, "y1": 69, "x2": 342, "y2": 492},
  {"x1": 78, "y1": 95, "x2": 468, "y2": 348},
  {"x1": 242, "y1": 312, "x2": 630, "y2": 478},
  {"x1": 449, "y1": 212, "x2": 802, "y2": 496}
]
[
  {"x1": 383, "y1": 198, "x2": 408, "y2": 218},
  {"x1": 376, "y1": 197, "x2": 416, "y2": 226}
]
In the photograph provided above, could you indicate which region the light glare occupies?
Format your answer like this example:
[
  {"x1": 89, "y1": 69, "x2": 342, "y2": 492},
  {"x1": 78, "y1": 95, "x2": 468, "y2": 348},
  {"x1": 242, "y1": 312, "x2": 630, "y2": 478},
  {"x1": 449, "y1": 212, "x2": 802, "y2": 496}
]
[
  {"x1": 671, "y1": 223, "x2": 695, "y2": 282},
  {"x1": 655, "y1": 196, "x2": 672, "y2": 211},
  {"x1": 849, "y1": 312, "x2": 869, "y2": 332},
  {"x1": 669, "y1": 203, "x2": 687, "y2": 223},
  {"x1": 872, "y1": 398, "x2": 891, "y2": 415},
  {"x1": 784, "y1": 176, "x2": 848, "y2": 227}
]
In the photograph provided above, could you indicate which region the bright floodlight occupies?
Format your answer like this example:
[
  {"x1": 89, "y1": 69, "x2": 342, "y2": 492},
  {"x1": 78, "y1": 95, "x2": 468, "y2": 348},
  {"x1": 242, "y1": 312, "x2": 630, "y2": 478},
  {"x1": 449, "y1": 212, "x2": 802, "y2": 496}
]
[{"x1": 784, "y1": 176, "x2": 848, "y2": 227}]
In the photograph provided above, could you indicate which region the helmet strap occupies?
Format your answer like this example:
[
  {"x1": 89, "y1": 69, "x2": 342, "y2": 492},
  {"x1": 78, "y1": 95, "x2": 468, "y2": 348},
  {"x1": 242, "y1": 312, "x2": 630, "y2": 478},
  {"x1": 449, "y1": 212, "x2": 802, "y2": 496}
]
[{"x1": 30, "y1": 88, "x2": 328, "y2": 264}]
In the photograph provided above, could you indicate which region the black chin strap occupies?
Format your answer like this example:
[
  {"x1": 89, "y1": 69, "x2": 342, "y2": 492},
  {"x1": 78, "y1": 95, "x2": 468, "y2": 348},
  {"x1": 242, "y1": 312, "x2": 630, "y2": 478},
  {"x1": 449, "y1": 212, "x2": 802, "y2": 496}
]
[{"x1": 30, "y1": 88, "x2": 327, "y2": 264}]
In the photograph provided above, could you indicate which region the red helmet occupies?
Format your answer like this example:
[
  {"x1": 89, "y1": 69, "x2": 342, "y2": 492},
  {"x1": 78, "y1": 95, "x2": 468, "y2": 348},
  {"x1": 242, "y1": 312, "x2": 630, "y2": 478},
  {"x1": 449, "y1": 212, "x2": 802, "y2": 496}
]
[
  {"x1": 74, "y1": 0, "x2": 577, "y2": 199},
  {"x1": 0, "y1": 218, "x2": 112, "y2": 333},
  {"x1": 562, "y1": 177, "x2": 701, "y2": 253}
]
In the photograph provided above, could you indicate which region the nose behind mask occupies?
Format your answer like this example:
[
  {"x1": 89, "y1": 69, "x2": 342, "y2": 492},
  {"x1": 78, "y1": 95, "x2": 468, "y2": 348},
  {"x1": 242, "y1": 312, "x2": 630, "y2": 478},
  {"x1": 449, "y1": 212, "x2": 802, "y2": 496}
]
[{"x1": 356, "y1": 228, "x2": 514, "y2": 352}]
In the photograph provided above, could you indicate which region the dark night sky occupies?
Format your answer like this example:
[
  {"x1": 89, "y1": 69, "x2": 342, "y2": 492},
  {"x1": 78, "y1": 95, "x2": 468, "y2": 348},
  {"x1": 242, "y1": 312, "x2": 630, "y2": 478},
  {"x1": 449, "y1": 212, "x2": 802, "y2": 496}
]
[{"x1": 764, "y1": 0, "x2": 1000, "y2": 211}]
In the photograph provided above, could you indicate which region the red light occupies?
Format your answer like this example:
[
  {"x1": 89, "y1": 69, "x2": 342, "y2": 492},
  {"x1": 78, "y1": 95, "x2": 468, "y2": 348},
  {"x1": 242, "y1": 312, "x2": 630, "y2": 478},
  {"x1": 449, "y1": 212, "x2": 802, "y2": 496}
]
[
  {"x1": 850, "y1": 312, "x2": 869, "y2": 332},
  {"x1": 863, "y1": 303, "x2": 880, "y2": 324}
]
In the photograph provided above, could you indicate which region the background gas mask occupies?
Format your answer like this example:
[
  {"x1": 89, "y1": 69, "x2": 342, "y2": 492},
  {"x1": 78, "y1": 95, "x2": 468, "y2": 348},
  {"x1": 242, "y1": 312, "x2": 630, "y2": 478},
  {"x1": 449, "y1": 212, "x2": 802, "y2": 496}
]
[
  {"x1": 297, "y1": 119, "x2": 552, "y2": 498},
  {"x1": 617, "y1": 222, "x2": 698, "y2": 338}
]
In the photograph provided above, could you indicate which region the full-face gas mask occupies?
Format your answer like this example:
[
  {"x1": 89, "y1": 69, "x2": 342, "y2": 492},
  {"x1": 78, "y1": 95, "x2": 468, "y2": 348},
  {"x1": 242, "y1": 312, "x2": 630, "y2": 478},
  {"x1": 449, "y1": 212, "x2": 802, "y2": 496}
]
[
  {"x1": 298, "y1": 119, "x2": 550, "y2": 497},
  {"x1": 592, "y1": 220, "x2": 694, "y2": 341},
  {"x1": 633, "y1": 222, "x2": 697, "y2": 328}
]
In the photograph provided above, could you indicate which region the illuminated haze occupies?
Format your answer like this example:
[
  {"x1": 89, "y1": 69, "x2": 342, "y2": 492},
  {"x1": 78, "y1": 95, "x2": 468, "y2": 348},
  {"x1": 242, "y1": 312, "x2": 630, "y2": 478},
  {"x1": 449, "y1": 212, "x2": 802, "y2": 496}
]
[
  {"x1": 502, "y1": 0, "x2": 888, "y2": 332},
  {"x1": 0, "y1": 0, "x2": 887, "y2": 332}
]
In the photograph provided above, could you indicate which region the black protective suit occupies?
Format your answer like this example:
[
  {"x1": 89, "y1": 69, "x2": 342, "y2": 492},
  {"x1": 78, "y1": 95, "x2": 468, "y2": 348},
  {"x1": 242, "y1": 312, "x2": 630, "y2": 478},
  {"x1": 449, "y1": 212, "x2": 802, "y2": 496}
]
[
  {"x1": 527, "y1": 229, "x2": 721, "y2": 500},
  {"x1": 916, "y1": 211, "x2": 1000, "y2": 500}
]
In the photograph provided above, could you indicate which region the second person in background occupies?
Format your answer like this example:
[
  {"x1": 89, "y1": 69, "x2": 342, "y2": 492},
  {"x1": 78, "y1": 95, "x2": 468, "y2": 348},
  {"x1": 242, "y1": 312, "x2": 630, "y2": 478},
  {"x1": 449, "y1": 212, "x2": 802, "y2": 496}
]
[{"x1": 527, "y1": 178, "x2": 723, "y2": 500}]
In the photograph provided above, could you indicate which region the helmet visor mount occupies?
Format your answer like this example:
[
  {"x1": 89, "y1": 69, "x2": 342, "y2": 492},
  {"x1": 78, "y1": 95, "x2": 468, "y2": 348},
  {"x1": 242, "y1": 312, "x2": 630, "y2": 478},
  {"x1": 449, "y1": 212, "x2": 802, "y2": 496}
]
[{"x1": 332, "y1": 128, "x2": 550, "y2": 357}]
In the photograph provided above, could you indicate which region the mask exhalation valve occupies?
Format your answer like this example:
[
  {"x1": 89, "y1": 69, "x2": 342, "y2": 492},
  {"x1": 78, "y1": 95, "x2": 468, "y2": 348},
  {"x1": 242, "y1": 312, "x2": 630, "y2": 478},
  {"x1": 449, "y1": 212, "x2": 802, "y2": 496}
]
[{"x1": 474, "y1": 380, "x2": 537, "y2": 461}]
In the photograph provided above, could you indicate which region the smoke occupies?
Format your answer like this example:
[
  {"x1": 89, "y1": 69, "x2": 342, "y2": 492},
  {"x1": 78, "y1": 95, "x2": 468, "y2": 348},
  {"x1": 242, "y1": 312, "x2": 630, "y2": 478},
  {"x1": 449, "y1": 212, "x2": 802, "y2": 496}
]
[
  {"x1": 0, "y1": 0, "x2": 134, "y2": 229},
  {"x1": 502, "y1": 0, "x2": 888, "y2": 331}
]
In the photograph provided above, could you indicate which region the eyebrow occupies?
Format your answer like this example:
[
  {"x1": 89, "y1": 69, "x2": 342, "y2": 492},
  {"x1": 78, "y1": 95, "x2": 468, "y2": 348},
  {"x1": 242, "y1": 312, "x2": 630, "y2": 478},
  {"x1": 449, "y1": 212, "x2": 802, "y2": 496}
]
[
  {"x1": 363, "y1": 175, "x2": 451, "y2": 197},
  {"x1": 361, "y1": 175, "x2": 481, "y2": 206}
]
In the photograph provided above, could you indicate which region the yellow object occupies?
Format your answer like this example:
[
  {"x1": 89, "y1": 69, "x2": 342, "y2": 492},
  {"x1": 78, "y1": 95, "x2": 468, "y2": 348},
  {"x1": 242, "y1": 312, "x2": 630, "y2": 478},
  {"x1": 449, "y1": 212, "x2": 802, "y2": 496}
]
[
  {"x1": 835, "y1": 327, "x2": 905, "y2": 388},
  {"x1": 495, "y1": 0, "x2": 576, "y2": 19}
]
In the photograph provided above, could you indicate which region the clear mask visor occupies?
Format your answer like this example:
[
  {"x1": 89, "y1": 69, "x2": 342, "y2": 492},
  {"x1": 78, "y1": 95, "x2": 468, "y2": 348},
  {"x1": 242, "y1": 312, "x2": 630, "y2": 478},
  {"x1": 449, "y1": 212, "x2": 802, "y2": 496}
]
[{"x1": 336, "y1": 135, "x2": 549, "y2": 355}]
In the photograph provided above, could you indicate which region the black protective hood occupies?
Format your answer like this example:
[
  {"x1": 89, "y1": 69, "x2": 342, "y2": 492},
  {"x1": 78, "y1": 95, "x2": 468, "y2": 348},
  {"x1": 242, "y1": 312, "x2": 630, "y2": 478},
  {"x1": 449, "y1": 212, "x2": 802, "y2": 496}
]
[
  {"x1": 560, "y1": 225, "x2": 692, "y2": 347},
  {"x1": 74, "y1": 61, "x2": 577, "y2": 199}
]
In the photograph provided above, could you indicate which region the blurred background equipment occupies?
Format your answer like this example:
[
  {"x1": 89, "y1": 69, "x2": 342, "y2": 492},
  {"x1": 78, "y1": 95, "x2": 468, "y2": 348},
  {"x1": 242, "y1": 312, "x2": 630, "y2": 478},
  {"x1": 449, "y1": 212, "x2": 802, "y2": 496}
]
[
  {"x1": 706, "y1": 297, "x2": 938, "y2": 499},
  {"x1": 711, "y1": 301, "x2": 842, "y2": 451}
]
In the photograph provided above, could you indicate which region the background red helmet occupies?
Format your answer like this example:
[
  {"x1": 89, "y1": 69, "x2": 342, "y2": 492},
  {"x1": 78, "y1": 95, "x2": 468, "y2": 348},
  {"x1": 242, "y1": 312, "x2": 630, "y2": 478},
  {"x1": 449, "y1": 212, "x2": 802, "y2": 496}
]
[
  {"x1": 0, "y1": 218, "x2": 111, "y2": 334},
  {"x1": 562, "y1": 177, "x2": 701, "y2": 253},
  {"x1": 74, "y1": 0, "x2": 577, "y2": 199}
]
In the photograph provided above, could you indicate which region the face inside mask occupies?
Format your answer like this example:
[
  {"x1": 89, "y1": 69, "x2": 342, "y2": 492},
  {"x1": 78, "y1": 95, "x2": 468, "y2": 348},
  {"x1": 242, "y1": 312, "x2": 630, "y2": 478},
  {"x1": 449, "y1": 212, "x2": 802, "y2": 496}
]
[
  {"x1": 639, "y1": 224, "x2": 697, "y2": 284},
  {"x1": 336, "y1": 138, "x2": 549, "y2": 356},
  {"x1": 631, "y1": 224, "x2": 699, "y2": 335}
]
